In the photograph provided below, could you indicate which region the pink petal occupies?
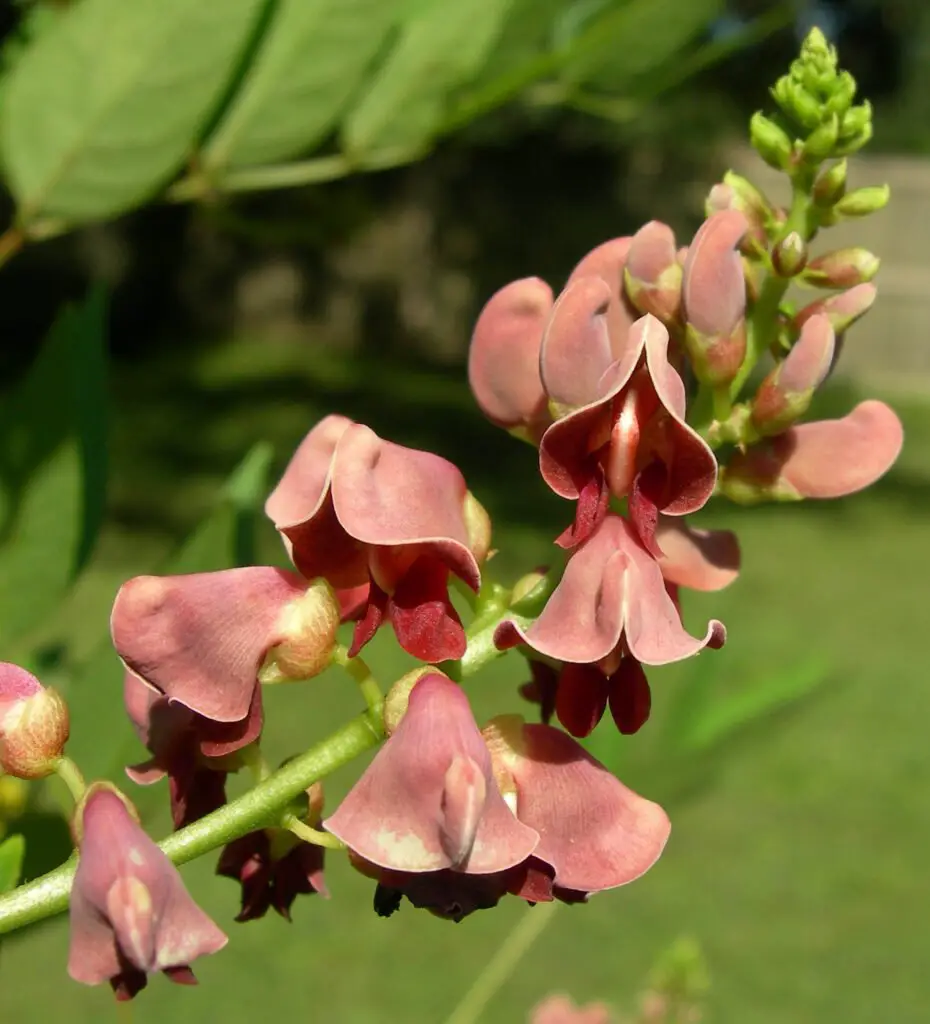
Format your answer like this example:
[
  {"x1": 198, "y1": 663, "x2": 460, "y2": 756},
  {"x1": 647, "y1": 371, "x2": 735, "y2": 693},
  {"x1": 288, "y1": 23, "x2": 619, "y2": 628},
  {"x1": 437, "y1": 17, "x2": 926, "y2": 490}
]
[
  {"x1": 111, "y1": 567, "x2": 308, "y2": 722},
  {"x1": 794, "y1": 282, "x2": 876, "y2": 333},
  {"x1": 324, "y1": 674, "x2": 538, "y2": 873},
  {"x1": 69, "y1": 786, "x2": 226, "y2": 987},
  {"x1": 467, "y1": 277, "x2": 554, "y2": 436},
  {"x1": 682, "y1": 211, "x2": 749, "y2": 337},
  {"x1": 0, "y1": 663, "x2": 42, "y2": 703},
  {"x1": 530, "y1": 994, "x2": 613, "y2": 1024},
  {"x1": 727, "y1": 399, "x2": 904, "y2": 500},
  {"x1": 654, "y1": 519, "x2": 740, "y2": 592},
  {"x1": 331, "y1": 425, "x2": 480, "y2": 590},
  {"x1": 566, "y1": 237, "x2": 638, "y2": 362},
  {"x1": 620, "y1": 524, "x2": 726, "y2": 665},
  {"x1": 388, "y1": 556, "x2": 467, "y2": 662},
  {"x1": 486, "y1": 721, "x2": 670, "y2": 893},
  {"x1": 779, "y1": 314, "x2": 836, "y2": 394},
  {"x1": 495, "y1": 517, "x2": 630, "y2": 664}
]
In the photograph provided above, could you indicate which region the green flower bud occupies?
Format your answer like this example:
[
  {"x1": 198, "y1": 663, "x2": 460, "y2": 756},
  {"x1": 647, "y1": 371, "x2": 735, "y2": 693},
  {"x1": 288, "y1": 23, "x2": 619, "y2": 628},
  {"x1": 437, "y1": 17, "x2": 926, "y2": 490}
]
[
  {"x1": 750, "y1": 112, "x2": 793, "y2": 171},
  {"x1": 825, "y1": 71, "x2": 856, "y2": 116},
  {"x1": 800, "y1": 27, "x2": 835, "y2": 71},
  {"x1": 771, "y1": 231, "x2": 808, "y2": 277},
  {"x1": 833, "y1": 121, "x2": 873, "y2": 158},
  {"x1": 802, "y1": 112, "x2": 839, "y2": 160},
  {"x1": 832, "y1": 184, "x2": 890, "y2": 219},
  {"x1": 778, "y1": 78, "x2": 822, "y2": 129},
  {"x1": 839, "y1": 101, "x2": 872, "y2": 140},
  {"x1": 812, "y1": 159, "x2": 847, "y2": 206}
]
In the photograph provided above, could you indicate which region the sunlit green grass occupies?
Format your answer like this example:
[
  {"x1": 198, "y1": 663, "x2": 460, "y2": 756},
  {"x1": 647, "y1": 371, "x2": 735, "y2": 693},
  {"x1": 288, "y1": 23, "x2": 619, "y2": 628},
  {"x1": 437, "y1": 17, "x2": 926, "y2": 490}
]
[{"x1": 1, "y1": 338, "x2": 928, "y2": 1023}]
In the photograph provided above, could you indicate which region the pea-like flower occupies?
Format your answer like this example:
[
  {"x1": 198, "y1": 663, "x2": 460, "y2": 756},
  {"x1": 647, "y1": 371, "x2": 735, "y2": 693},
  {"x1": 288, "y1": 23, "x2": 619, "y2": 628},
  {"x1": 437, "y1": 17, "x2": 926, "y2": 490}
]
[
  {"x1": 68, "y1": 784, "x2": 227, "y2": 1000},
  {"x1": 265, "y1": 416, "x2": 486, "y2": 662}
]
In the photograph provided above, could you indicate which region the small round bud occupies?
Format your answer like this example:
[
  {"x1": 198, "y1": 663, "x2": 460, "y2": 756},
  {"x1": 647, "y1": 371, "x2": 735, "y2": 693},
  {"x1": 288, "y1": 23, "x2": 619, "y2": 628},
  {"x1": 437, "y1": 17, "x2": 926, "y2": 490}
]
[
  {"x1": 825, "y1": 71, "x2": 856, "y2": 117},
  {"x1": 802, "y1": 113, "x2": 839, "y2": 161},
  {"x1": 771, "y1": 231, "x2": 808, "y2": 277},
  {"x1": 259, "y1": 579, "x2": 341, "y2": 685},
  {"x1": 0, "y1": 664, "x2": 70, "y2": 780},
  {"x1": 750, "y1": 112, "x2": 793, "y2": 171},
  {"x1": 812, "y1": 159, "x2": 847, "y2": 207},
  {"x1": 382, "y1": 667, "x2": 440, "y2": 736}
]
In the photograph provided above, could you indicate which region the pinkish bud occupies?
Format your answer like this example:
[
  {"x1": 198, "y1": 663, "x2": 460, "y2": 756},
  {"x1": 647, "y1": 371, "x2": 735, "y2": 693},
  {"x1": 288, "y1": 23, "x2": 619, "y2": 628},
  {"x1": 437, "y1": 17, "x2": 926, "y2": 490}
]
[
  {"x1": 0, "y1": 663, "x2": 69, "y2": 779},
  {"x1": 771, "y1": 231, "x2": 808, "y2": 277},
  {"x1": 258, "y1": 578, "x2": 341, "y2": 685},
  {"x1": 623, "y1": 221, "x2": 682, "y2": 324},
  {"x1": 812, "y1": 159, "x2": 847, "y2": 206},
  {"x1": 801, "y1": 247, "x2": 880, "y2": 289},
  {"x1": 751, "y1": 315, "x2": 835, "y2": 435},
  {"x1": 69, "y1": 783, "x2": 227, "y2": 998},
  {"x1": 794, "y1": 282, "x2": 876, "y2": 334},
  {"x1": 682, "y1": 211, "x2": 749, "y2": 385},
  {"x1": 706, "y1": 173, "x2": 771, "y2": 252}
]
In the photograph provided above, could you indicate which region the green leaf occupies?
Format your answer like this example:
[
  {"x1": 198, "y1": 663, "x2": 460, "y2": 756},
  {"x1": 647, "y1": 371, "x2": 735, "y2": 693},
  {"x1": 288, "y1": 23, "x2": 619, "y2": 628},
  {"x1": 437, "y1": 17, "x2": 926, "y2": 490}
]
[
  {"x1": 0, "y1": 835, "x2": 25, "y2": 894},
  {"x1": 669, "y1": 655, "x2": 830, "y2": 755},
  {"x1": 203, "y1": 0, "x2": 395, "y2": 170},
  {"x1": 343, "y1": 0, "x2": 515, "y2": 154},
  {"x1": 0, "y1": 0, "x2": 266, "y2": 223},
  {"x1": 0, "y1": 287, "x2": 108, "y2": 646},
  {"x1": 64, "y1": 442, "x2": 274, "y2": 784},
  {"x1": 559, "y1": 0, "x2": 723, "y2": 89}
]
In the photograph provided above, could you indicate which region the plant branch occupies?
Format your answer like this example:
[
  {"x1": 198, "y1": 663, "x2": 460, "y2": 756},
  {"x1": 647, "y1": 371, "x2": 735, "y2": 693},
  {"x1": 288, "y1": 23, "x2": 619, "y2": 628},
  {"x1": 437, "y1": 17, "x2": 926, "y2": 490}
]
[{"x1": 0, "y1": 712, "x2": 383, "y2": 936}]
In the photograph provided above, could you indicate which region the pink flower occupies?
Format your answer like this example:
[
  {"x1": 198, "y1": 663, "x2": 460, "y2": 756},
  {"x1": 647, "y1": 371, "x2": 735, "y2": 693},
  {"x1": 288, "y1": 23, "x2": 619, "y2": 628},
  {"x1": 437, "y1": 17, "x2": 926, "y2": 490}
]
[
  {"x1": 529, "y1": 994, "x2": 614, "y2": 1024},
  {"x1": 112, "y1": 567, "x2": 338, "y2": 725},
  {"x1": 68, "y1": 784, "x2": 227, "y2": 1000},
  {"x1": 722, "y1": 399, "x2": 904, "y2": 503},
  {"x1": 496, "y1": 514, "x2": 725, "y2": 678},
  {"x1": 539, "y1": 302, "x2": 716, "y2": 552},
  {"x1": 484, "y1": 717, "x2": 671, "y2": 896},
  {"x1": 324, "y1": 673, "x2": 537, "y2": 874},
  {"x1": 265, "y1": 417, "x2": 484, "y2": 662},
  {"x1": 123, "y1": 671, "x2": 262, "y2": 829},
  {"x1": 623, "y1": 220, "x2": 683, "y2": 324}
]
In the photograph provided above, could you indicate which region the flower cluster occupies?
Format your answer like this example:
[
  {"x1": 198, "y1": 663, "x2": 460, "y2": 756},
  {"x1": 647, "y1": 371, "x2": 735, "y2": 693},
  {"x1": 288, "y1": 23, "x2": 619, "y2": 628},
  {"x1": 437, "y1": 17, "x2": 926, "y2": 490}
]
[{"x1": 0, "y1": 27, "x2": 906, "y2": 1006}]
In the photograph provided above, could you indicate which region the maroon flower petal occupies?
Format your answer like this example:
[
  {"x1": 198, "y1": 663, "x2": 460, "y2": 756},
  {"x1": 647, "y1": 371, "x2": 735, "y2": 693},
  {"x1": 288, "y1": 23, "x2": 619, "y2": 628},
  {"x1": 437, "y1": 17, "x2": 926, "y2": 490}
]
[
  {"x1": 349, "y1": 580, "x2": 388, "y2": 658},
  {"x1": 607, "y1": 659, "x2": 651, "y2": 734},
  {"x1": 388, "y1": 556, "x2": 467, "y2": 662},
  {"x1": 555, "y1": 663, "x2": 609, "y2": 738}
]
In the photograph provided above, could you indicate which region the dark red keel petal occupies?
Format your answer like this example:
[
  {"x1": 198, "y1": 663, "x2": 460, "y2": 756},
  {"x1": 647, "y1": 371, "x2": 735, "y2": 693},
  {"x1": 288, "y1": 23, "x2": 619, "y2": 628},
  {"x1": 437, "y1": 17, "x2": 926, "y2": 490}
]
[
  {"x1": 349, "y1": 582, "x2": 389, "y2": 657},
  {"x1": 556, "y1": 465, "x2": 610, "y2": 549},
  {"x1": 388, "y1": 556, "x2": 467, "y2": 662},
  {"x1": 629, "y1": 461, "x2": 668, "y2": 558},
  {"x1": 608, "y1": 658, "x2": 652, "y2": 734},
  {"x1": 555, "y1": 663, "x2": 609, "y2": 738}
]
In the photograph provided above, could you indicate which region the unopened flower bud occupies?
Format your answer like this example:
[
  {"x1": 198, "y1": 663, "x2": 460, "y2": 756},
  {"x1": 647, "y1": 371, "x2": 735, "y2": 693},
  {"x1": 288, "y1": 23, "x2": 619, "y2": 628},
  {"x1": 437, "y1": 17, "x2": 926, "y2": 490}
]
[
  {"x1": 794, "y1": 282, "x2": 877, "y2": 334},
  {"x1": 752, "y1": 315, "x2": 835, "y2": 435},
  {"x1": 812, "y1": 159, "x2": 847, "y2": 206},
  {"x1": 0, "y1": 664, "x2": 69, "y2": 779},
  {"x1": 259, "y1": 579, "x2": 340, "y2": 685},
  {"x1": 801, "y1": 248, "x2": 880, "y2": 289},
  {"x1": 382, "y1": 667, "x2": 440, "y2": 736},
  {"x1": 801, "y1": 27, "x2": 834, "y2": 70},
  {"x1": 623, "y1": 220, "x2": 682, "y2": 323},
  {"x1": 802, "y1": 112, "x2": 839, "y2": 160},
  {"x1": 840, "y1": 101, "x2": 872, "y2": 139},
  {"x1": 825, "y1": 70, "x2": 856, "y2": 117},
  {"x1": 463, "y1": 491, "x2": 492, "y2": 565},
  {"x1": 832, "y1": 184, "x2": 890, "y2": 219},
  {"x1": 773, "y1": 76, "x2": 821, "y2": 129},
  {"x1": 511, "y1": 570, "x2": 547, "y2": 608},
  {"x1": 771, "y1": 231, "x2": 808, "y2": 277},
  {"x1": 833, "y1": 121, "x2": 873, "y2": 158},
  {"x1": 750, "y1": 112, "x2": 793, "y2": 170}
]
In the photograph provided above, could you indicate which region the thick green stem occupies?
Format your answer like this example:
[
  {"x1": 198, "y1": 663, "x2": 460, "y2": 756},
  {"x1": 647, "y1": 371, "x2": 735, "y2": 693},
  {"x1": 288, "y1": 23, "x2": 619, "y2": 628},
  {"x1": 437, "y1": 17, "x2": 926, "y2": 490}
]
[
  {"x1": 730, "y1": 179, "x2": 814, "y2": 398},
  {"x1": 0, "y1": 713, "x2": 382, "y2": 936}
]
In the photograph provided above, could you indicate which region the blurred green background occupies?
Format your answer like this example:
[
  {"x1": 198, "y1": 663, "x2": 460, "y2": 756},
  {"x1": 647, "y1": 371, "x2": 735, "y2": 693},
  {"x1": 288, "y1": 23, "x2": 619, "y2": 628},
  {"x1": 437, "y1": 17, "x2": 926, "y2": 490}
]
[{"x1": 1, "y1": 0, "x2": 929, "y2": 1021}]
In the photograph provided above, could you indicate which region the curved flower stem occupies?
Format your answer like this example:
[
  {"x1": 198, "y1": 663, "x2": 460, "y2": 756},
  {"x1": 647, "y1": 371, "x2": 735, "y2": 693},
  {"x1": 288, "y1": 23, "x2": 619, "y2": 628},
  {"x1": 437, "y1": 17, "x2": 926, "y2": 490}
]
[
  {"x1": 281, "y1": 813, "x2": 346, "y2": 851},
  {"x1": 52, "y1": 756, "x2": 86, "y2": 807},
  {"x1": 443, "y1": 901, "x2": 559, "y2": 1024},
  {"x1": 0, "y1": 712, "x2": 383, "y2": 936},
  {"x1": 333, "y1": 646, "x2": 384, "y2": 730}
]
